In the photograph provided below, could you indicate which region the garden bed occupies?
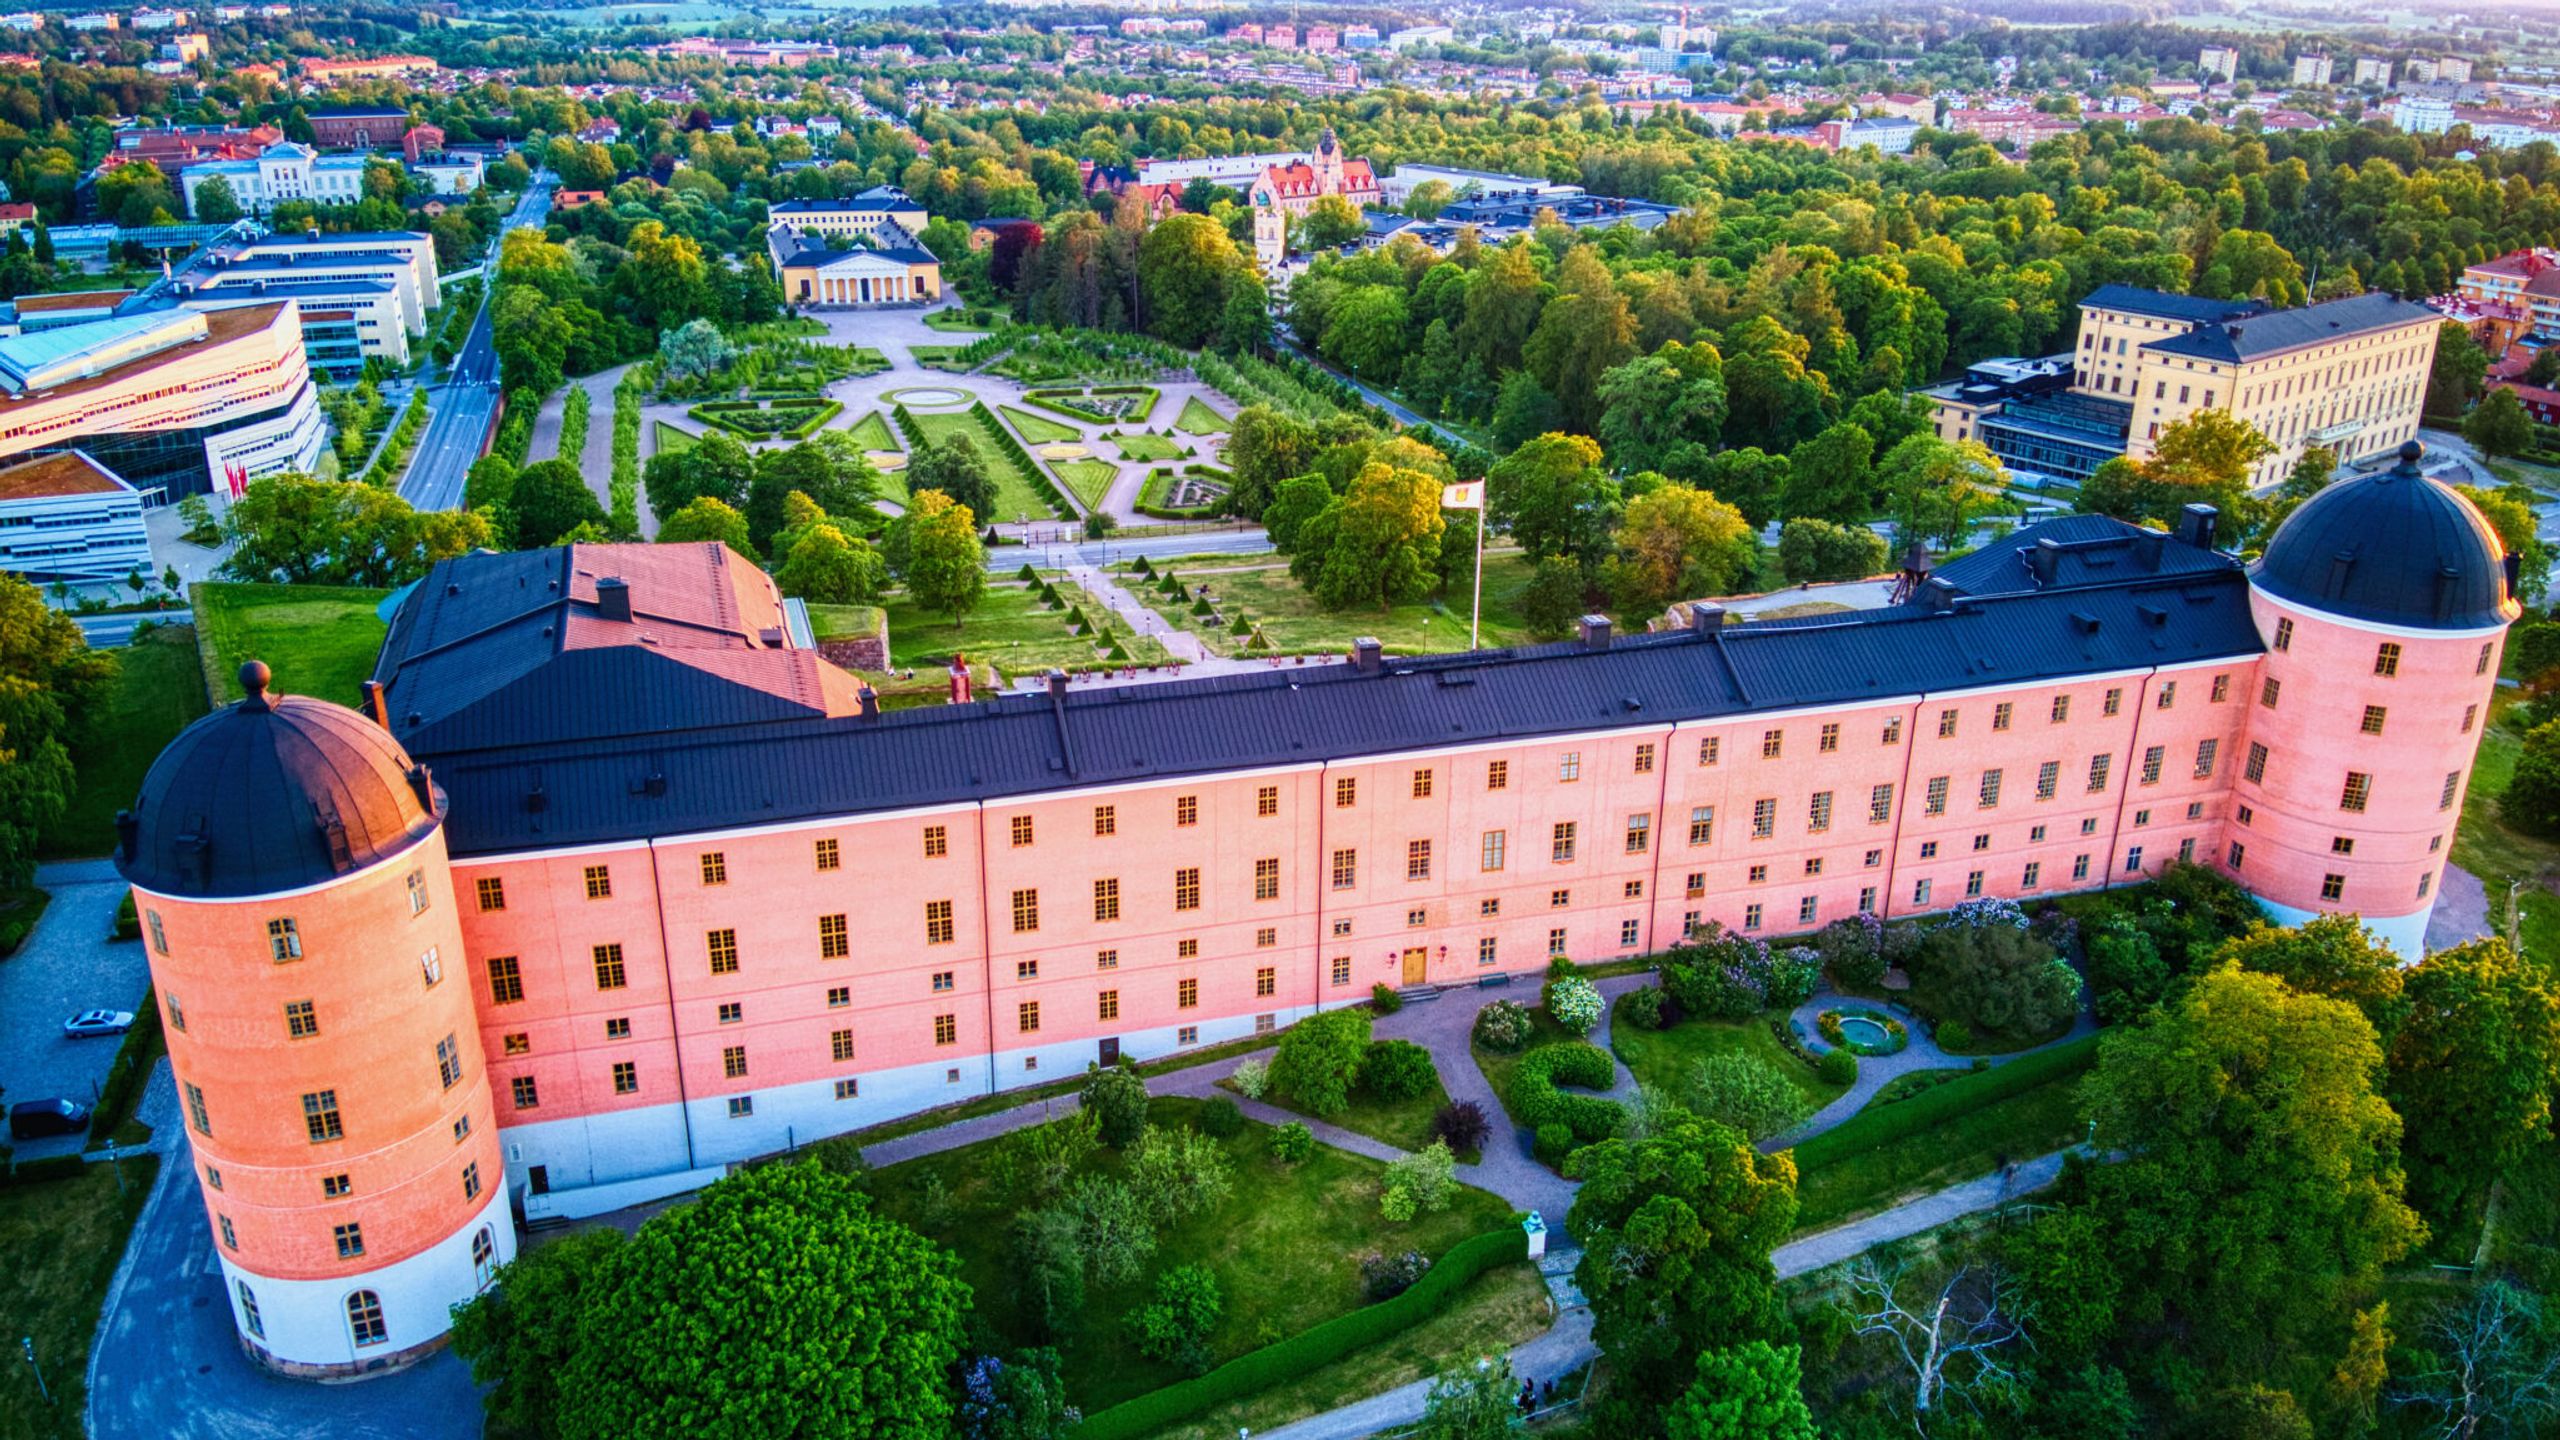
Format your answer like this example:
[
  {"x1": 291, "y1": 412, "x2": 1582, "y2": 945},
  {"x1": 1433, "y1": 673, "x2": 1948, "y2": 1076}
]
[
  {"x1": 1000, "y1": 405, "x2": 1084, "y2": 445},
  {"x1": 865, "y1": 1095, "x2": 1514, "y2": 1414},
  {"x1": 842, "y1": 411, "x2": 898, "y2": 451},
  {"x1": 687, "y1": 396, "x2": 842, "y2": 441},
  {"x1": 1111, "y1": 431, "x2": 1188, "y2": 463},
  {"x1": 1052, "y1": 458, "x2": 1118, "y2": 509},
  {"x1": 1136, "y1": 467, "x2": 1230, "y2": 518},
  {"x1": 1173, "y1": 395, "x2": 1230, "y2": 436},
  {"x1": 1611, "y1": 1007, "x2": 1845, "y2": 1110},
  {"x1": 1027, "y1": 385, "x2": 1160, "y2": 423},
  {"x1": 1815, "y1": 1007, "x2": 1909, "y2": 1056}
]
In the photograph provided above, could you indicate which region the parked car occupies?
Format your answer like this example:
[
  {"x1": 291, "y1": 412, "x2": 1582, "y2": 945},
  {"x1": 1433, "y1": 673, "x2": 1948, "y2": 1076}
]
[
  {"x1": 8, "y1": 1098, "x2": 90, "y2": 1140},
  {"x1": 61, "y1": 1008, "x2": 135, "y2": 1038}
]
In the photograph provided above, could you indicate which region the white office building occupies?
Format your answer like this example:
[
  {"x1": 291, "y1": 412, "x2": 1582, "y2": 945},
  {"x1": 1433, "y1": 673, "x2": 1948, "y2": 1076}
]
[{"x1": 0, "y1": 450, "x2": 150, "y2": 583}]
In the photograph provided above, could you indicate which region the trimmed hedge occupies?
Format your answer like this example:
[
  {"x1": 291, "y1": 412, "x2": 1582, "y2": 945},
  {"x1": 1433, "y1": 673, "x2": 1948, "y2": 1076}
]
[
  {"x1": 88, "y1": 986, "x2": 163, "y2": 1141},
  {"x1": 1792, "y1": 1033, "x2": 2100, "y2": 1170},
  {"x1": 1077, "y1": 1226, "x2": 1529, "y2": 1440},
  {"x1": 0, "y1": 1154, "x2": 88, "y2": 1188},
  {"x1": 1136, "y1": 469, "x2": 1220, "y2": 519},
  {"x1": 1506, "y1": 1042, "x2": 1624, "y2": 1143},
  {"x1": 688, "y1": 397, "x2": 842, "y2": 441},
  {"x1": 1020, "y1": 390, "x2": 1113, "y2": 424}
]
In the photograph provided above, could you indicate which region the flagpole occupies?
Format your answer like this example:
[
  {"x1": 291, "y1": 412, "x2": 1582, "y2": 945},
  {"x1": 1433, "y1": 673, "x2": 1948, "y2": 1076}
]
[{"x1": 1468, "y1": 501, "x2": 1483, "y2": 651}]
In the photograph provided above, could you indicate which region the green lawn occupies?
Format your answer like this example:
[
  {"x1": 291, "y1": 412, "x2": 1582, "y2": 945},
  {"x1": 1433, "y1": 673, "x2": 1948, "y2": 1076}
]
[
  {"x1": 884, "y1": 581, "x2": 1174, "y2": 674},
  {"x1": 1173, "y1": 396, "x2": 1230, "y2": 436},
  {"x1": 2453, "y1": 693, "x2": 2560, "y2": 966},
  {"x1": 1125, "y1": 556, "x2": 1542, "y2": 657},
  {"x1": 866, "y1": 1096, "x2": 1515, "y2": 1413},
  {"x1": 922, "y1": 307, "x2": 998, "y2": 332},
  {"x1": 192, "y1": 583, "x2": 390, "y2": 707},
  {"x1": 1000, "y1": 406, "x2": 1084, "y2": 445},
  {"x1": 1610, "y1": 1005, "x2": 1847, "y2": 1112},
  {"x1": 903, "y1": 408, "x2": 1067, "y2": 521},
  {"x1": 804, "y1": 603, "x2": 885, "y2": 642},
  {"x1": 0, "y1": 1157, "x2": 161, "y2": 1440},
  {"x1": 909, "y1": 344, "x2": 974, "y2": 371},
  {"x1": 1052, "y1": 458, "x2": 1118, "y2": 509},
  {"x1": 1244, "y1": 1068, "x2": 1472, "y2": 1158},
  {"x1": 43, "y1": 625, "x2": 208, "y2": 858},
  {"x1": 1151, "y1": 1264, "x2": 1549, "y2": 1440},
  {"x1": 843, "y1": 411, "x2": 899, "y2": 451},
  {"x1": 652, "y1": 419, "x2": 697, "y2": 455},
  {"x1": 1786, "y1": 1038, "x2": 2099, "y2": 1233},
  {"x1": 1113, "y1": 431, "x2": 1187, "y2": 463}
]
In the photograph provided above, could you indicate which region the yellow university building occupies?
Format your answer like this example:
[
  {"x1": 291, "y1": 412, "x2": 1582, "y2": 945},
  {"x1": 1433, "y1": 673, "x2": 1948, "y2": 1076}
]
[
  {"x1": 1926, "y1": 286, "x2": 2439, "y2": 489},
  {"x1": 767, "y1": 188, "x2": 942, "y2": 309}
]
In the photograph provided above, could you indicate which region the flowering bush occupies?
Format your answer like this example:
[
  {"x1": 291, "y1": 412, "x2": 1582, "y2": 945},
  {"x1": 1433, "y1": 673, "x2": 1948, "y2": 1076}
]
[
  {"x1": 1938, "y1": 896, "x2": 2031, "y2": 931},
  {"x1": 1816, "y1": 913, "x2": 1888, "y2": 990},
  {"x1": 1473, "y1": 999, "x2": 1534, "y2": 1051},
  {"x1": 1663, "y1": 924, "x2": 1819, "y2": 1018},
  {"x1": 1545, "y1": 975, "x2": 1603, "y2": 1032},
  {"x1": 1229, "y1": 1056, "x2": 1270, "y2": 1099}
]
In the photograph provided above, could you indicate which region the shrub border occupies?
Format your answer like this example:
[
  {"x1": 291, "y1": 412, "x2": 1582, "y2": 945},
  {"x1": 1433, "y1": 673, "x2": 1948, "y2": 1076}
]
[
  {"x1": 1791, "y1": 1033, "x2": 2099, "y2": 1172},
  {"x1": 1077, "y1": 1226, "x2": 1528, "y2": 1440}
]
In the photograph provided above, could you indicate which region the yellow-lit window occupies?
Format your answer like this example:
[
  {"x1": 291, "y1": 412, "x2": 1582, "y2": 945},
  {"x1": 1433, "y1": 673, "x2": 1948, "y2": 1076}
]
[
  {"x1": 487, "y1": 956, "x2": 523, "y2": 1004},
  {"x1": 1011, "y1": 889, "x2": 1040, "y2": 933},
  {"x1": 1011, "y1": 815, "x2": 1035, "y2": 847},
  {"x1": 1094, "y1": 804, "x2": 1117, "y2": 835},
  {"x1": 1335, "y1": 776, "x2": 1358, "y2": 808},
  {"x1": 934, "y1": 1013, "x2": 957, "y2": 1045},
  {"x1": 1175, "y1": 795, "x2": 1199, "y2": 826},
  {"x1": 583, "y1": 865, "x2": 611, "y2": 899},
  {"x1": 1257, "y1": 786, "x2": 1278, "y2": 816},
  {"x1": 1174, "y1": 868, "x2": 1201, "y2": 911},
  {"x1": 1412, "y1": 768, "x2": 1434, "y2": 798},
  {"x1": 1255, "y1": 857, "x2": 1280, "y2": 900},
  {"x1": 699, "y1": 852, "x2": 727, "y2": 885},
  {"x1": 1488, "y1": 759, "x2": 1509, "y2": 789},
  {"x1": 1098, "y1": 990, "x2": 1120, "y2": 1021},
  {"x1": 284, "y1": 999, "x2": 318, "y2": 1038},
  {"x1": 925, "y1": 900, "x2": 954, "y2": 944},
  {"x1": 592, "y1": 944, "x2": 627, "y2": 990},
  {"x1": 706, "y1": 928, "x2": 739, "y2": 975},
  {"x1": 722, "y1": 1045, "x2": 747, "y2": 1079},
  {"x1": 474, "y1": 877, "x2": 506, "y2": 911},
  {"x1": 814, "y1": 838, "x2": 840, "y2": 871},
  {"x1": 1177, "y1": 978, "x2": 1199, "y2": 1009},
  {"x1": 1094, "y1": 877, "x2": 1121, "y2": 921},
  {"x1": 819, "y1": 913, "x2": 849, "y2": 959},
  {"x1": 1257, "y1": 966, "x2": 1276, "y2": 996},
  {"x1": 1018, "y1": 1001, "x2": 1040, "y2": 1034}
]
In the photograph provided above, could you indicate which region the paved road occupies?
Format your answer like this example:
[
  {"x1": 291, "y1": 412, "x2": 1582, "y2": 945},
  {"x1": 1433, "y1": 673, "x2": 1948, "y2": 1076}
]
[
  {"x1": 1, "y1": 860, "x2": 154, "y2": 1159},
  {"x1": 69, "y1": 612, "x2": 161, "y2": 648},
  {"x1": 996, "y1": 529, "x2": 1274, "y2": 572},
  {"x1": 398, "y1": 178, "x2": 554, "y2": 512},
  {"x1": 86, "y1": 1076, "x2": 482, "y2": 1440}
]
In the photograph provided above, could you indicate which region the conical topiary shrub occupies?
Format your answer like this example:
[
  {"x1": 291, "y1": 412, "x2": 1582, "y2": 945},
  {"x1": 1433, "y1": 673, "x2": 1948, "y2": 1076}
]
[
  {"x1": 1230, "y1": 611, "x2": 1252, "y2": 635},
  {"x1": 1191, "y1": 597, "x2": 1214, "y2": 616},
  {"x1": 1016, "y1": 562, "x2": 1038, "y2": 582},
  {"x1": 1247, "y1": 626, "x2": 1271, "y2": 651},
  {"x1": 1105, "y1": 637, "x2": 1129, "y2": 660},
  {"x1": 1132, "y1": 556, "x2": 1155, "y2": 577}
]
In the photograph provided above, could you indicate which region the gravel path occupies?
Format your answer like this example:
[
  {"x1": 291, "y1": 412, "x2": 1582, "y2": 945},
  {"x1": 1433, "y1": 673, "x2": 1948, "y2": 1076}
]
[{"x1": 1765, "y1": 986, "x2": 2098, "y2": 1150}]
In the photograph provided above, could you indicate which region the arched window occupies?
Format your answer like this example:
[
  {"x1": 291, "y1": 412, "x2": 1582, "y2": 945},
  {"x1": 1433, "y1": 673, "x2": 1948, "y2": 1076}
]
[
  {"x1": 236, "y1": 1281, "x2": 264, "y2": 1340},
  {"x1": 472, "y1": 1226, "x2": 496, "y2": 1288},
  {"x1": 346, "y1": 1289, "x2": 387, "y2": 1348}
]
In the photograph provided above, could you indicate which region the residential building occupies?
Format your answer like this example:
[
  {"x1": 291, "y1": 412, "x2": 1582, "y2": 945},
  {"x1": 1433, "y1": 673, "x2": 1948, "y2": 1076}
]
[
  {"x1": 2439, "y1": 56, "x2": 2474, "y2": 84},
  {"x1": 2199, "y1": 45, "x2": 2239, "y2": 82},
  {"x1": 1249, "y1": 128, "x2": 1383, "y2": 268},
  {"x1": 2293, "y1": 53, "x2": 2334, "y2": 86},
  {"x1": 2408, "y1": 58, "x2": 2440, "y2": 84},
  {"x1": 1925, "y1": 285, "x2": 2438, "y2": 486},
  {"x1": 0, "y1": 303, "x2": 327, "y2": 505},
  {"x1": 2456, "y1": 248, "x2": 2560, "y2": 338},
  {"x1": 2395, "y1": 95, "x2": 2456, "y2": 133},
  {"x1": 766, "y1": 188, "x2": 930, "y2": 243},
  {"x1": 304, "y1": 107, "x2": 410, "y2": 151},
  {"x1": 1384, "y1": 25, "x2": 1451, "y2": 50},
  {"x1": 160, "y1": 32, "x2": 208, "y2": 62},
  {"x1": 0, "y1": 14, "x2": 42, "y2": 32},
  {"x1": 2355, "y1": 57, "x2": 2393, "y2": 86},
  {"x1": 299, "y1": 54, "x2": 437, "y2": 84},
  {"x1": 0, "y1": 449, "x2": 150, "y2": 582},
  {"x1": 112, "y1": 464, "x2": 2517, "y2": 1375},
  {"x1": 64, "y1": 13, "x2": 118, "y2": 31},
  {"x1": 130, "y1": 8, "x2": 187, "y2": 29},
  {"x1": 1815, "y1": 116, "x2": 1919, "y2": 153}
]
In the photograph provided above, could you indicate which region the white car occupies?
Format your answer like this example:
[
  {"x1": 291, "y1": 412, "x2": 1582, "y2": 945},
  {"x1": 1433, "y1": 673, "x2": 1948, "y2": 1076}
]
[{"x1": 61, "y1": 1008, "x2": 134, "y2": 1038}]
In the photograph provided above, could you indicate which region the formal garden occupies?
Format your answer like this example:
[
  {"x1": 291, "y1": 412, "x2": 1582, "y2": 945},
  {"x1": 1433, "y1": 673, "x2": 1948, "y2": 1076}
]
[
  {"x1": 883, "y1": 576, "x2": 1177, "y2": 676},
  {"x1": 652, "y1": 318, "x2": 881, "y2": 402},
  {"x1": 1109, "y1": 553, "x2": 1542, "y2": 658}
]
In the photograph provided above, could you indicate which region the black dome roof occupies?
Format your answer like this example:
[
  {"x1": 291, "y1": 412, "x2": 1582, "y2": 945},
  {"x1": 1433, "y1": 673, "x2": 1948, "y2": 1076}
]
[
  {"x1": 2250, "y1": 441, "x2": 2518, "y2": 631},
  {"x1": 115, "y1": 663, "x2": 443, "y2": 899}
]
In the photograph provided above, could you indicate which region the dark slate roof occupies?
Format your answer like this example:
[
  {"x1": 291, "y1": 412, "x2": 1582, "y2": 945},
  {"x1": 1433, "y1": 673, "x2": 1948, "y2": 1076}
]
[
  {"x1": 2075, "y1": 284, "x2": 2263, "y2": 324},
  {"x1": 2145, "y1": 291, "x2": 2438, "y2": 364},
  {"x1": 116, "y1": 665, "x2": 442, "y2": 899},
  {"x1": 2251, "y1": 441, "x2": 2518, "y2": 630},
  {"x1": 414, "y1": 542, "x2": 2266, "y2": 858},
  {"x1": 1934, "y1": 513, "x2": 2235, "y2": 597}
]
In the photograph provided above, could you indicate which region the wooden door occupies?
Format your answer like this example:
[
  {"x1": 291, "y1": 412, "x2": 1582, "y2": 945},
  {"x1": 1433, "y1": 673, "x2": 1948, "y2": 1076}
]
[
  {"x1": 1401, "y1": 947, "x2": 1428, "y2": 985},
  {"x1": 1098, "y1": 1037, "x2": 1120, "y2": 1067}
]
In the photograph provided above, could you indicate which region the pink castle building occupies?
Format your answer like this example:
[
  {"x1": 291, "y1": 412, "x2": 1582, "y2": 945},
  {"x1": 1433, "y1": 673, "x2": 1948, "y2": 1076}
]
[{"x1": 114, "y1": 445, "x2": 2516, "y2": 1372}]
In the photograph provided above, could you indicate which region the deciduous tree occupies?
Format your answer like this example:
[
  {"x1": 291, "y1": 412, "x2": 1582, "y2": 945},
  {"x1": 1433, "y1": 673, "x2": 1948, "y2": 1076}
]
[
  {"x1": 903, "y1": 490, "x2": 986, "y2": 628},
  {"x1": 2387, "y1": 938, "x2": 2560, "y2": 1219}
]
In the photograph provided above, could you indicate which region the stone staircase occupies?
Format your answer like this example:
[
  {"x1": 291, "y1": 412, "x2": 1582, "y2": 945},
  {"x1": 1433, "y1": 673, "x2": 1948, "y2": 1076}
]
[{"x1": 1394, "y1": 982, "x2": 1447, "y2": 1004}]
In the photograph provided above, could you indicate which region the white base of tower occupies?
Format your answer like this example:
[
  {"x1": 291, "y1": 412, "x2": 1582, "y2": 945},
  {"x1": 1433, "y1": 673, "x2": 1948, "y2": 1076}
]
[
  {"x1": 218, "y1": 1187, "x2": 515, "y2": 1378},
  {"x1": 2251, "y1": 893, "x2": 2433, "y2": 961}
]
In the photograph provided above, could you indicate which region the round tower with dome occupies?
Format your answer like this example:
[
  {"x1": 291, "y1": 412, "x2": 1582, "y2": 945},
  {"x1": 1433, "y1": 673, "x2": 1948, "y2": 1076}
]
[
  {"x1": 2227, "y1": 441, "x2": 2520, "y2": 956},
  {"x1": 113, "y1": 662, "x2": 511, "y2": 1378}
]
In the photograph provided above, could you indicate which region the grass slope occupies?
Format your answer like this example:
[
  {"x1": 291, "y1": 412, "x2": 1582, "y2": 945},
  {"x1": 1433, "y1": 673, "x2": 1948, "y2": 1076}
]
[
  {"x1": 866, "y1": 1095, "x2": 1513, "y2": 1413},
  {"x1": 1125, "y1": 556, "x2": 1541, "y2": 657},
  {"x1": 193, "y1": 583, "x2": 389, "y2": 706},
  {"x1": 884, "y1": 582, "x2": 1173, "y2": 673},
  {"x1": 844, "y1": 411, "x2": 899, "y2": 451},
  {"x1": 1052, "y1": 458, "x2": 1118, "y2": 509},
  {"x1": 0, "y1": 1158, "x2": 161, "y2": 1440},
  {"x1": 904, "y1": 408, "x2": 1064, "y2": 521},
  {"x1": 1174, "y1": 396, "x2": 1230, "y2": 436},
  {"x1": 1000, "y1": 405, "x2": 1084, "y2": 445},
  {"x1": 43, "y1": 625, "x2": 208, "y2": 858},
  {"x1": 1113, "y1": 431, "x2": 1186, "y2": 463}
]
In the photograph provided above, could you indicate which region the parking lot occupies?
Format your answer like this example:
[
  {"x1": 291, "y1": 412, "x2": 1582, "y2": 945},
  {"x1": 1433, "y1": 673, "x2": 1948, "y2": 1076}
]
[{"x1": 2, "y1": 859, "x2": 153, "y2": 1158}]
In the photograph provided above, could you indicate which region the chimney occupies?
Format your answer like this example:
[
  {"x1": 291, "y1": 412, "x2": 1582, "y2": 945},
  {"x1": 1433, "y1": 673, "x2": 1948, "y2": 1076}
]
[
  {"x1": 2505, "y1": 552, "x2": 2525, "y2": 603},
  {"x1": 2029, "y1": 538, "x2": 2061, "y2": 585},
  {"x1": 406, "y1": 764, "x2": 435, "y2": 811},
  {"x1": 360, "y1": 679, "x2": 390, "y2": 729},
  {"x1": 1689, "y1": 602, "x2": 1725, "y2": 635},
  {"x1": 2134, "y1": 527, "x2": 2167, "y2": 569},
  {"x1": 595, "y1": 576, "x2": 631, "y2": 622},
  {"x1": 1579, "y1": 615, "x2": 1612, "y2": 650},
  {"x1": 1919, "y1": 576, "x2": 1958, "y2": 613},
  {"x1": 856, "y1": 684, "x2": 880, "y2": 719},
  {"x1": 1046, "y1": 668, "x2": 1069, "y2": 699},
  {"x1": 1352, "y1": 637, "x2": 1383, "y2": 673},
  {"x1": 2180, "y1": 503, "x2": 2219, "y2": 551},
  {"x1": 948, "y1": 655, "x2": 972, "y2": 705}
]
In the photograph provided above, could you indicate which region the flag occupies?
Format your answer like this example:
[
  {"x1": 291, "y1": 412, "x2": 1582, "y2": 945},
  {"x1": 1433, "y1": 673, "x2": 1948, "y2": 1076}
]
[{"x1": 1440, "y1": 481, "x2": 1484, "y2": 510}]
